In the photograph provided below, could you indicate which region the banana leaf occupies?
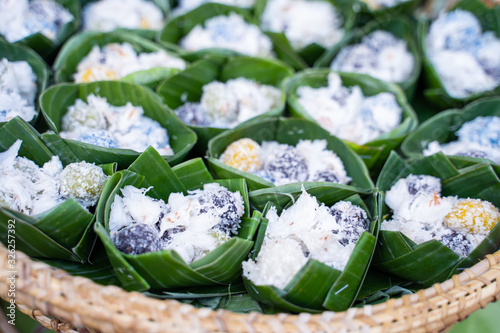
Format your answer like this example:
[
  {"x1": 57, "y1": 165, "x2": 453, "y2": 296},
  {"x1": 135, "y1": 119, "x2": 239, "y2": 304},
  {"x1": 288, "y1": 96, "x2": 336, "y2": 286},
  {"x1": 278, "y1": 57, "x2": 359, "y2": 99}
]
[
  {"x1": 53, "y1": 30, "x2": 185, "y2": 87},
  {"x1": 95, "y1": 147, "x2": 260, "y2": 291},
  {"x1": 207, "y1": 117, "x2": 373, "y2": 191},
  {"x1": 315, "y1": 16, "x2": 422, "y2": 100},
  {"x1": 0, "y1": 39, "x2": 49, "y2": 126},
  {"x1": 353, "y1": 0, "x2": 421, "y2": 25},
  {"x1": 0, "y1": 125, "x2": 116, "y2": 262},
  {"x1": 157, "y1": 3, "x2": 263, "y2": 57},
  {"x1": 402, "y1": 97, "x2": 500, "y2": 165},
  {"x1": 9, "y1": 0, "x2": 81, "y2": 62},
  {"x1": 286, "y1": 69, "x2": 418, "y2": 173},
  {"x1": 253, "y1": 0, "x2": 356, "y2": 69},
  {"x1": 418, "y1": 0, "x2": 500, "y2": 109},
  {"x1": 373, "y1": 151, "x2": 500, "y2": 287},
  {"x1": 40, "y1": 81, "x2": 197, "y2": 169},
  {"x1": 243, "y1": 191, "x2": 379, "y2": 312},
  {"x1": 156, "y1": 56, "x2": 293, "y2": 154}
]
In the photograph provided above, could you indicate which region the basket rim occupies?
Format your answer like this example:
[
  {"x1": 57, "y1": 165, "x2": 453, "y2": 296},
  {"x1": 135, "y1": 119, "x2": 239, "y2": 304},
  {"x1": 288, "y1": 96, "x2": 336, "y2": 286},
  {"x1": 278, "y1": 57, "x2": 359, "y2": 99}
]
[{"x1": 1, "y1": 242, "x2": 500, "y2": 332}]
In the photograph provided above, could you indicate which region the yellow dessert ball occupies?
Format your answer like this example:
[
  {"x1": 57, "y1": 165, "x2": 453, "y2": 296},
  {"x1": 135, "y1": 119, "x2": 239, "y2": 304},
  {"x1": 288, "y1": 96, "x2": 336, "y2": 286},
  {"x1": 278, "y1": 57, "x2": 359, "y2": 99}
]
[
  {"x1": 444, "y1": 198, "x2": 500, "y2": 235},
  {"x1": 219, "y1": 138, "x2": 262, "y2": 173}
]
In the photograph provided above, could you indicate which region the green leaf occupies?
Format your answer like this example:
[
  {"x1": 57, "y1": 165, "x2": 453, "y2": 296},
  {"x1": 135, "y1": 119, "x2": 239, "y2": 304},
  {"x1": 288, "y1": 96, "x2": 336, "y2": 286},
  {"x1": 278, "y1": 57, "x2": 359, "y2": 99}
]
[
  {"x1": 172, "y1": 158, "x2": 215, "y2": 191},
  {"x1": 208, "y1": 117, "x2": 373, "y2": 191},
  {"x1": 286, "y1": 69, "x2": 418, "y2": 173},
  {"x1": 40, "y1": 81, "x2": 197, "y2": 169},
  {"x1": 40, "y1": 131, "x2": 81, "y2": 165},
  {"x1": 145, "y1": 283, "x2": 247, "y2": 299}
]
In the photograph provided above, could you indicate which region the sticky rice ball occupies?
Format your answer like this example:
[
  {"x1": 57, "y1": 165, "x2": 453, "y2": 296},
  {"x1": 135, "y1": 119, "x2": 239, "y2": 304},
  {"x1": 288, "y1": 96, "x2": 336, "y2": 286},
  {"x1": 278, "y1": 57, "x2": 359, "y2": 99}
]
[
  {"x1": 60, "y1": 161, "x2": 107, "y2": 207},
  {"x1": 219, "y1": 138, "x2": 262, "y2": 173},
  {"x1": 444, "y1": 198, "x2": 500, "y2": 235}
]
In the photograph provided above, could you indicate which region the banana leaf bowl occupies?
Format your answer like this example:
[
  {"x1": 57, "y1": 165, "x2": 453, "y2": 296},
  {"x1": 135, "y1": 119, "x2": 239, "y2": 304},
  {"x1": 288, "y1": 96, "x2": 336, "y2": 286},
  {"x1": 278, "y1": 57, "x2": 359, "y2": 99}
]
[
  {"x1": 0, "y1": 39, "x2": 49, "y2": 126},
  {"x1": 286, "y1": 68, "x2": 418, "y2": 173},
  {"x1": 156, "y1": 55, "x2": 293, "y2": 154},
  {"x1": 94, "y1": 146, "x2": 261, "y2": 292},
  {"x1": 206, "y1": 117, "x2": 374, "y2": 191},
  {"x1": 401, "y1": 97, "x2": 500, "y2": 167},
  {"x1": 242, "y1": 185, "x2": 379, "y2": 312},
  {"x1": 53, "y1": 30, "x2": 186, "y2": 88},
  {"x1": 315, "y1": 15, "x2": 422, "y2": 100},
  {"x1": 0, "y1": 117, "x2": 116, "y2": 263},
  {"x1": 40, "y1": 80, "x2": 197, "y2": 169},
  {"x1": 418, "y1": 0, "x2": 500, "y2": 109},
  {"x1": 253, "y1": 0, "x2": 357, "y2": 69},
  {"x1": 372, "y1": 151, "x2": 500, "y2": 287}
]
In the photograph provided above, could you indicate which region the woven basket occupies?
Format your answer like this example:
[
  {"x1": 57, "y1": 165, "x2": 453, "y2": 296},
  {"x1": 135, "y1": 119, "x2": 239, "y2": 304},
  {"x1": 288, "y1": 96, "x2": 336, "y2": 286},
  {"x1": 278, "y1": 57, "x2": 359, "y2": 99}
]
[{"x1": 1, "y1": 243, "x2": 500, "y2": 332}]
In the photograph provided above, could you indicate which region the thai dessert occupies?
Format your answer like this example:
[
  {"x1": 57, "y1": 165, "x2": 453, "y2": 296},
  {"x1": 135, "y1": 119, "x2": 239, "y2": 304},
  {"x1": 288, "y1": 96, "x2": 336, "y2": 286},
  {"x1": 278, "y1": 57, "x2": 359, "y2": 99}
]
[
  {"x1": 381, "y1": 174, "x2": 500, "y2": 257},
  {"x1": 424, "y1": 116, "x2": 500, "y2": 164},
  {"x1": 296, "y1": 72, "x2": 402, "y2": 144},
  {"x1": 83, "y1": 0, "x2": 164, "y2": 31},
  {"x1": 219, "y1": 138, "x2": 351, "y2": 185},
  {"x1": 0, "y1": 140, "x2": 107, "y2": 215},
  {"x1": 425, "y1": 10, "x2": 500, "y2": 98},
  {"x1": 73, "y1": 43, "x2": 187, "y2": 83},
  {"x1": 174, "y1": 77, "x2": 281, "y2": 128},
  {"x1": 59, "y1": 94, "x2": 173, "y2": 155},
  {"x1": 109, "y1": 183, "x2": 245, "y2": 263},
  {"x1": 243, "y1": 188, "x2": 369, "y2": 288},
  {"x1": 331, "y1": 30, "x2": 415, "y2": 83},
  {"x1": 260, "y1": 0, "x2": 344, "y2": 50},
  {"x1": 0, "y1": 58, "x2": 38, "y2": 122},
  {"x1": 0, "y1": 0, "x2": 73, "y2": 42},
  {"x1": 172, "y1": 0, "x2": 255, "y2": 15},
  {"x1": 179, "y1": 13, "x2": 274, "y2": 57}
]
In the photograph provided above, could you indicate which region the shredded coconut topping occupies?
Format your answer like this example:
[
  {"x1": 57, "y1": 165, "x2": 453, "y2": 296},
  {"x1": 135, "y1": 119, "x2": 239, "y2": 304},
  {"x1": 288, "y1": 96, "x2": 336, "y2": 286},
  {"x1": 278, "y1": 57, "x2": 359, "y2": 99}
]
[
  {"x1": 59, "y1": 94, "x2": 173, "y2": 155},
  {"x1": 243, "y1": 188, "x2": 368, "y2": 289},
  {"x1": 296, "y1": 72, "x2": 402, "y2": 144},
  {"x1": 110, "y1": 183, "x2": 245, "y2": 262}
]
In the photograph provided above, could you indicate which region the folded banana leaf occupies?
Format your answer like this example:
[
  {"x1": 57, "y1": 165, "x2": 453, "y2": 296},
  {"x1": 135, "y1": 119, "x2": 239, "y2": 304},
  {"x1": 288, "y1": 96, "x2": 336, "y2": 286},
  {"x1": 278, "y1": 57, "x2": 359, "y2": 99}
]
[
  {"x1": 40, "y1": 80, "x2": 197, "y2": 169},
  {"x1": 373, "y1": 151, "x2": 500, "y2": 287},
  {"x1": 353, "y1": 0, "x2": 421, "y2": 25},
  {"x1": 286, "y1": 69, "x2": 418, "y2": 173},
  {"x1": 418, "y1": 0, "x2": 500, "y2": 109},
  {"x1": 401, "y1": 97, "x2": 500, "y2": 165},
  {"x1": 53, "y1": 30, "x2": 185, "y2": 87},
  {"x1": 0, "y1": 39, "x2": 49, "y2": 126},
  {"x1": 207, "y1": 117, "x2": 373, "y2": 191},
  {"x1": 156, "y1": 56, "x2": 293, "y2": 154},
  {"x1": 315, "y1": 16, "x2": 421, "y2": 100},
  {"x1": 95, "y1": 147, "x2": 261, "y2": 292},
  {"x1": 243, "y1": 189, "x2": 379, "y2": 312},
  {"x1": 253, "y1": 0, "x2": 356, "y2": 69},
  {"x1": 5, "y1": 0, "x2": 81, "y2": 62},
  {"x1": 0, "y1": 118, "x2": 116, "y2": 262}
]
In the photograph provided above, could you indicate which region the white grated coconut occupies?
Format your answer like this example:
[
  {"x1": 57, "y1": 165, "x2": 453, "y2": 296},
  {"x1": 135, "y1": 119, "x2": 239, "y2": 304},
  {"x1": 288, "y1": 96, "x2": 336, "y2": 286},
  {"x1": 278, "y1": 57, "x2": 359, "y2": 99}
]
[
  {"x1": 0, "y1": 0, "x2": 73, "y2": 42},
  {"x1": 172, "y1": 0, "x2": 255, "y2": 15},
  {"x1": 0, "y1": 140, "x2": 107, "y2": 215},
  {"x1": 59, "y1": 94, "x2": 173, "y2": 155},
  {"x1": 331, "y1": 30, "x2": 415, "y2": 83},
  {"x1": 179, "y1": 13, "x2": 274, "y2": 58},
  {"x1": 242, "y1": 188, "x2": 369, "y2": 289},
  {"x1": 296, "y1": 72, "x2": 402, "y2": 144},
  {"x1": 73, "y1": 43, "x2": 186, "y2": 83},
  {"x1": 260, "y1": 0, "x2": 344, "y2": 50},
  {"x1": 83, "y1": 0, "x2": 164, "y2": 31}
]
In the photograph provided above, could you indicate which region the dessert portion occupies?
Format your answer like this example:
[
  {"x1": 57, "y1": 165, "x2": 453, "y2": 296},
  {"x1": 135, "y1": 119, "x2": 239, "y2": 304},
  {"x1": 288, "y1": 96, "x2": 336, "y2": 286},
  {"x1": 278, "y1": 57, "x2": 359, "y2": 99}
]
[
  {"x1": 0, "y1": 58, "x2": 38, "y2": 122},
  {"x1": 83, "y1": 0, "x2": 164, "y2": 31},
  {"x1": 331, "y1": 30, "x2": 415, "y2": 83},
  {"x1": 73, "y1": 43, "x2": 186, "y2": 83},
  {"x1": 424, "y1": 116, "x2": 500, "y2": 164},
  {"x1": 382, "y1": 174, "x2": 500, "y2": 257},
  {"x1": 260, "y1": 0, "x2": 344, "y2": 50},
  {"x1": 0, "y1": 140, "x2": 107, "y2": 215},
  {"x1": 296, "y1": 73, "x2": 402, "y2": 144},
  {"x1": 179, "y1": 13, "x2": 274, "y2": 57},
  {"x1": 243, "y1": 189, "x2": 368, "y2": 288},
  {"x1": 219, "y1": 138, "x2": 351, "y2": 185},
  {"x1": 109, "y1": 183, "x2": 245, "y2": 263},
  {"x1": 0, "y1": 0, "x2": 73, "y2": 42},
  {"x1": 59, "y1": 94, "x2": 173, "y2": 155},
  {"x1": 174, "y1": 77, "x2": 281, "y2": 128},
  {"x1": 425, "y1": 9, "x2": 500, "y2": 98}
]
